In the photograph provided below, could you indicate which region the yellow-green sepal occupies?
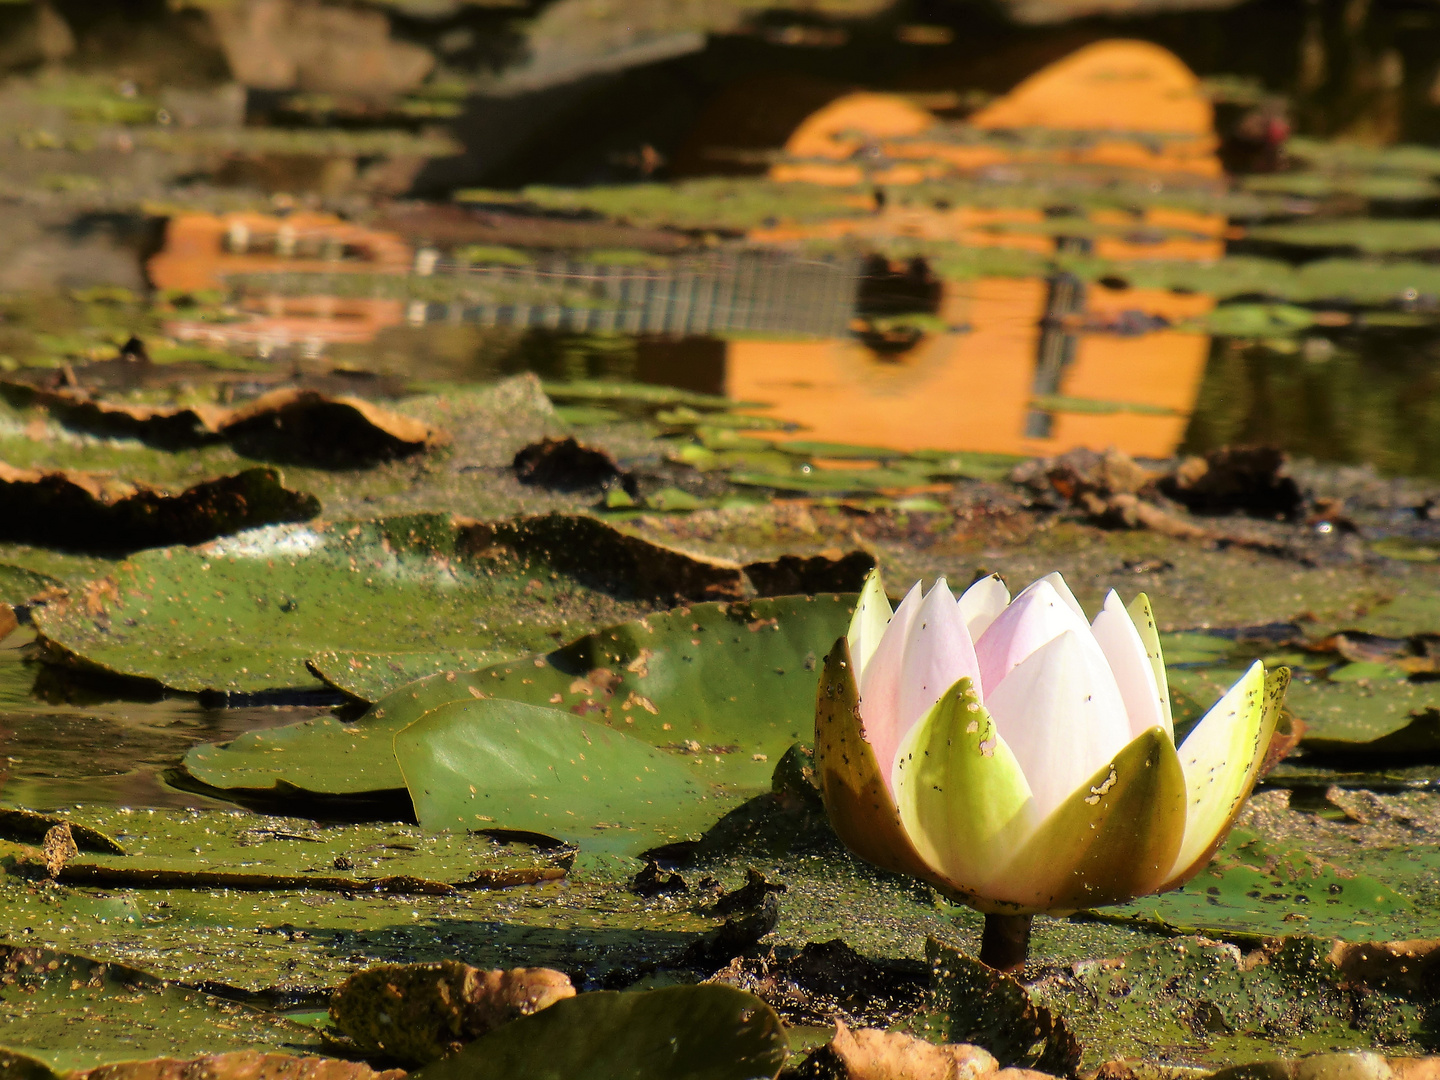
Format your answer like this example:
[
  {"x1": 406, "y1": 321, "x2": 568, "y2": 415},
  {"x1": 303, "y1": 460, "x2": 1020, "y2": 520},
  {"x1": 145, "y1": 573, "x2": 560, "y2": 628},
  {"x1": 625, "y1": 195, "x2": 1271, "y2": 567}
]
[
  {"x1": 1159, "y1": 663, "x2": 1288, "y2": 891},
  {"x1": 989, "y1": 725, "x2": 1188, "y2": 914},
  {"x1": 891, "y1": 674, "x2": 1036, "y2": 902},
  {"x1": 813, "y1": 637, "x2": 954, "y2": 891}
]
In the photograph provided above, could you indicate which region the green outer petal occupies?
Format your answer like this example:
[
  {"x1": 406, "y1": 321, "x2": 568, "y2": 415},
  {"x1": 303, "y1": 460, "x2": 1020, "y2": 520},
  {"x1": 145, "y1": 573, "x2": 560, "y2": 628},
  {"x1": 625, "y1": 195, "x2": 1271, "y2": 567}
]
[
  {"x1": 892, "y1": 675, "x2": 1036, "y2": 897},
  {"x1": 1127, "y1": 592, "x2": 1171, "y2": 732},
  {"x1": 988, "y1": 727, "x2": 1187, "y2": 914},
  {"x1": 813, "y1": 638, "x2": 969, "y2": 896},
  {"x1": 1160, "y1": 663, "x2": 1288, "y2": 890},
  {"x1": 846, "y1": 569, "x2": 892, "y2": 677}
]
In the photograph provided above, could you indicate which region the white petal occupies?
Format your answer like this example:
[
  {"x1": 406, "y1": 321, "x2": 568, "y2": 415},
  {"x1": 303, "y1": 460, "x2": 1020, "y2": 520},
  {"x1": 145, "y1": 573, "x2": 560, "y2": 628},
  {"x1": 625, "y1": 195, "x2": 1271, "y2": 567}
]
[
  {"x1": 1091, "y1": 590, "x2": 1170, "y2": 741},
  {"x1": 1127, "y1": 593, "x2": 1172, "y2": 731},
  {"x1": 1039, "y1": 571, "x2": 1086, "y2": 620},
  {"x1": 975, "y1": 578, "x2": 1098, "y2": 692},
  {"x1": 847, "y1": 567, "x2": 893, "y2": 680},
  {"x1": 983, "y1": 629, "x2": 1133, "y2": 820},
  {"x1": 856, "y1": 580, "x2": 924, "y2": 781},
  {"x1": 1167, "y1": 662, "x2": 1271, "y2": 881},
  {"x1": 893, "y1": 578, "x2": 984, "y2": 759},
  {"x1": 958, "y1": 573, "x2": 1010, "y2": 640}
]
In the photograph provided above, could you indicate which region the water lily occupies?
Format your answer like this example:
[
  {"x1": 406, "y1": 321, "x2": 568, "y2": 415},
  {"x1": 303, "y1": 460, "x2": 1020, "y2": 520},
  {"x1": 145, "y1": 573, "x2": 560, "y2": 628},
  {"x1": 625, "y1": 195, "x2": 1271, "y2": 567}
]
[{"x1": 814, "y1": 569, "x2": 1289, "y2": 969}]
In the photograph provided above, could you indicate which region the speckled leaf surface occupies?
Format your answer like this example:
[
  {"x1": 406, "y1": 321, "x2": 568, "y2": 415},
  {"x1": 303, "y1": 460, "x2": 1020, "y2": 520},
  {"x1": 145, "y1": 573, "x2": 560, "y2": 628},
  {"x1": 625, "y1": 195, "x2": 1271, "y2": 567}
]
[
  {"x1": 32, "y1": 513, "x2": 733, "y2": 694},
  {"x1": 0, "y1": 564, "x2": 59, "y2": 607},
  {"x1": 181, "y1": 595, "x2": 852, "y2": 801},
  {"x1": 0, "y1": 945, "x2": 325, "y2": 1073}
]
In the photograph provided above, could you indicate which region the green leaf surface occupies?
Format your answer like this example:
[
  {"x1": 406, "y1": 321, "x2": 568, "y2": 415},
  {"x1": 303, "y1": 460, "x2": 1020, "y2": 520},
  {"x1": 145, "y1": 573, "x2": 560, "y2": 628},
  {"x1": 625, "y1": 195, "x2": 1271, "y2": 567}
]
[
  {"x1": 0, "y1": 564, "x2": 59, "y2": 607},
  {"x1": 412, "y1": 985, "x2": 788, "y2": 1080},
  {"x1": 1029, "y1": 936, "x2": 1425, "y2": 1069},
  {"x1": 182, "y1": 595, "x2": 851, "y2": 803},
  {"x1": 396, "y1": 698, "x2": 729, "y2": 855},
  {"x1": 1105, "y1": 830, "x2": 1416, "y2": 941},
  {"x1": 6, "y1": 807, "x2": 566, "y2": 892},
  {"x1": 34, "y1": 513, "x2": 737, "y2": 694},
  {"x1": 0, "y1": 944, "x2": 324, "y2": 1073}
]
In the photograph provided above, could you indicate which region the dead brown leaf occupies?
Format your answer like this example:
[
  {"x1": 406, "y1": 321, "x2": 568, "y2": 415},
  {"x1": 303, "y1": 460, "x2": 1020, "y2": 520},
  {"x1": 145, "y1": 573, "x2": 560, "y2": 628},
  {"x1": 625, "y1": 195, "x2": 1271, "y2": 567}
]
[
  {"x1": 330, "y1": 961, "x2": 574, "y2": 1065},
  {"x1": 40, "y1": 823, "x2": 78, "y2": 878},
  {"x1": 0, "y1": 603, "x2": 17, "y2": 640},
  {"x1": 819, "y1": 1020, "x2": 1001, "y2": 1080},
  {"x1": 0, "y1": 463, "x2": 319, "y2": 552},
  {"x1": 68, "y1": 1050, "x2": 406, "y2": 1080}
]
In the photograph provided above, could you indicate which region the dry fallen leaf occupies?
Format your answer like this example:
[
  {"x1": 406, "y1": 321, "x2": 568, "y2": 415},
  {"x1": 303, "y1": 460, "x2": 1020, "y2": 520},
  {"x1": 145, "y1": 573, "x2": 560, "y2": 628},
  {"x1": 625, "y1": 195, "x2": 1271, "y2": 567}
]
[
  {"x1": 68, "y1": 1050, "x2": 407, "y2": 1080},
  {"x1": 330, "y1": 961, "x2": 575, "y2": 1065},
  {"x1": 41, "y1": 823, "x2": 79, "y2": 878},
  {"x1": 825, "y1": 1020, "x2": 1001, "y2": 1080}
]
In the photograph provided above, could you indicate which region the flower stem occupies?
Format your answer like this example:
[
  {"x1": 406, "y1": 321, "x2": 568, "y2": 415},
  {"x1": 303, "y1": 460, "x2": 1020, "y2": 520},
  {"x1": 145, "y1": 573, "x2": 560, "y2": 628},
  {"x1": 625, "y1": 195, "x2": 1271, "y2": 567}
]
[{"x1": 979, "y1": 913, "x2": 1033, "y2": 972}]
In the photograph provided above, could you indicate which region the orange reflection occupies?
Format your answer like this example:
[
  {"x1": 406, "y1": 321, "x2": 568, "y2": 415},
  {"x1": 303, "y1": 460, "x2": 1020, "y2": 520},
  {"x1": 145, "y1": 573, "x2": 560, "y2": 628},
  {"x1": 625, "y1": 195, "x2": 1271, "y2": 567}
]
[{"x1": 725, "y1": 279, "x2": 1212, "y2": 459}]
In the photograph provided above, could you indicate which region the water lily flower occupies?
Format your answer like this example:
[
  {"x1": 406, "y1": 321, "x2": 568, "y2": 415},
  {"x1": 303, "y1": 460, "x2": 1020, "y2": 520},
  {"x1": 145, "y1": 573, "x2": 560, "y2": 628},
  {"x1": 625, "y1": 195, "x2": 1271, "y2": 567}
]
[{"x1": 815, "y1": 569, "x2": 1289, "y2": 936}]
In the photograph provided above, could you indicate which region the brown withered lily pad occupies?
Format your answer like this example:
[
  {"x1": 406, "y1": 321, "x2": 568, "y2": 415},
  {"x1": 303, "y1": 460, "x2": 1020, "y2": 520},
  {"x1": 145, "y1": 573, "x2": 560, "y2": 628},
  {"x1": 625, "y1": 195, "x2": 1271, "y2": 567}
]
[
  {"x1": 218, "y1": 389, "x2": 448, "y2": 467},
  {"x1": 330, "y1": 961, "x2": 575, "y2": 1065},
  {"x1": 0, "y1": 463, "x2": 319, "y2": 551},
  {"x1": 2, "y1": 379, "x2": 444, "y2": 464},
  {"x1": 513, "y1": 437, "x2": 627, "y2": 492},
  {"x1": 744, "y1": 550, "x2": 875, "y2": 596},
  {"x1": 69, "y1": 1052, "x2": 407, "y2": 1080}
]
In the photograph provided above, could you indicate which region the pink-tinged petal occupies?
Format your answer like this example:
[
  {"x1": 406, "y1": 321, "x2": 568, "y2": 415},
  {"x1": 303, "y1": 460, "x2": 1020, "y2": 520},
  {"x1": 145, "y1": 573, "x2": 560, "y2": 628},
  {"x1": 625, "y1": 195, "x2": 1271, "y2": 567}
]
[
  {"x1": 856, "y1": 580, "x2": 923, "y2": 780},
  {"x1": 975, "y1": 578, "x2": 1095, "y2": 692},
  {"x1": 1091, "y1": 590, "x2": 1170, "y2": 741},
  {"x1": 958, "y1": 573, "x2": 1010, "y2": 640},
  {"x1": 983, "y1": 629, "x2": 1133, "y2": 820},
  {"x1": 846, "y1": 568, "x2": 893, "y2": 681},
  {"x1": 1039, "y1": 571, "x2": 1086, "y2": 620},
  {"x1": 888, "y1": 578, "x2": 983, "y2": 772}
]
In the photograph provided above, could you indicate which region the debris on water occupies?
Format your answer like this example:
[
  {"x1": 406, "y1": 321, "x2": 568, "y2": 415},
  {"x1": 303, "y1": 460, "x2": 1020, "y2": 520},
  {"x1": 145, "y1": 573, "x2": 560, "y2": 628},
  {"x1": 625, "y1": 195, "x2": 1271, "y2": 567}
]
[{"x1": 512, "y1": 436, "x2": 631, "y2": 493}]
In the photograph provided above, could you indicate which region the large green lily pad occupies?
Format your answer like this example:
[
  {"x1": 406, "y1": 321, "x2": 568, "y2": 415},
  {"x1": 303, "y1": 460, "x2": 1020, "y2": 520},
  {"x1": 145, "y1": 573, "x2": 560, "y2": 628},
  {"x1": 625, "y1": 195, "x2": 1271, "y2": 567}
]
[
  {"x1": 0, "y1": 945, "x2": 325, "y2": 1074},
  {"x1": 0, "y1": 564, "x2": 59, "y2": 607},
  {"x1": 395, "y1": 698, "x2": 732, "y2": 856},
  {"x1": 181, "y1": 595, "x2": 851, "y2": 805},
  {"x1": 33, "y1": 513, "x2": 742, "y2": 694},
  {"x1": 413, "y1": 985, "x2": 788, "y2": 1080}
]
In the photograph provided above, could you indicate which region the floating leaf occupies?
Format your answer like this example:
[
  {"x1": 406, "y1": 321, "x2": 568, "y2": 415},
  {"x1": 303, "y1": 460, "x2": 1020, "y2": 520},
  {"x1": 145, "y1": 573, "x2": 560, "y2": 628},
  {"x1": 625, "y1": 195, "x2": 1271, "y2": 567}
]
[
  {"x1": 412, "y1": 985, "x2": 788, "y2": 1080},
  {"x1": 36, "y1": 514, "x2": 742, "y2": 695},
  {"x1": 1030, "y1": 936, "x2": 1424, "y2": 1069},
  {"x1": 1104, "y1": 829, "x2": 1415, "y2": 941},
  {"x1": 0, "y1": 563, "x2": 60, "y2": 607},
  {"x1": 396, "y1": 699, "x2": 730, "y2": 856},
  {"x1": 182, "y1": 595, "x2": 850, "y2": 807},
  {"x1": 0, "y1": 945, "x2": 325, "y2": 1073}
]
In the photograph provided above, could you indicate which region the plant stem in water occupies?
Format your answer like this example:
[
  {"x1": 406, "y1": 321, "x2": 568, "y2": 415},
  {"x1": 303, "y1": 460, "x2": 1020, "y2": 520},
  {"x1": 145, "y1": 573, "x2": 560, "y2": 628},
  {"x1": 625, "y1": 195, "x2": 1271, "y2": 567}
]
[{"x1": 979, "y1": 913, "x2": 1033, "y2": 972}]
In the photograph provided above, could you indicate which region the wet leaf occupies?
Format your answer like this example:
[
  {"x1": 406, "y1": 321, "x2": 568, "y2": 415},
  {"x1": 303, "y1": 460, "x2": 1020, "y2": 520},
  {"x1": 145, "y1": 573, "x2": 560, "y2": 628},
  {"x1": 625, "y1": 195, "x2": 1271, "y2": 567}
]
[
  {"x1": 0, "y1": 945, "x2": 325, "y2": 1073},
  {"x1": 35, "y1": 514, "x2": 741, "y2": 695},
  {"x1": 1103, "y1": 829, "x2": 1414, "y2": 941},
  {"x1": 181, "y1": 595, "x2": 850, "y2": 804},
  {"x1": 7, "y1": 807, "x2": 565, "y2": 894},
  {"x1": 1030, "y1": 936, "x2": 1424, "y2": 1069},
  {"x1": 330, "y1": 961, "x2": 574, "y2": 1065},
  {"x1": 217, "y1": 389, "x2": 448, "y2": 467},
  {"x1": 0, "y1": 564, "x2": 60, "y2": 607},
  {"x1": 921, "y1": 939, "x2": 1080, "y2": 1076},
  {"x1": 0, "y1": 464, "x2": 319, "y2": 552},
  {"x1": 396, "y1": 699, "x2": 729, "y2": 856},
  {"x1": 412, "y1": 984, "x2": 788, "y2": 1080}
]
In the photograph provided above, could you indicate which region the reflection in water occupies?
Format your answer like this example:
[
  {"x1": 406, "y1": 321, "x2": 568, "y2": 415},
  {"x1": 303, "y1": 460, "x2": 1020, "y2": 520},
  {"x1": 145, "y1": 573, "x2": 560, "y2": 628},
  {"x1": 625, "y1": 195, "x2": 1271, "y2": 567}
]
[{"x1": 0, "y1": 635, "x2": 325, "y2": 811}]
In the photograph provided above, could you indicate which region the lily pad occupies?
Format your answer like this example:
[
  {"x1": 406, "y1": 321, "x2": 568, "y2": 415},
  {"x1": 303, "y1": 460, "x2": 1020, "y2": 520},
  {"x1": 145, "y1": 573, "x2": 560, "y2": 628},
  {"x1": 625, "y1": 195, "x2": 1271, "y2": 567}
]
[
  {"x1": 0, "y1": 944, "x2": 325, "y2": 1074},
  {"x1": 0, "y1": 464, "x2": 319, "y2": 552},
  {"x1": 3, "y1": 807, "x2": 567, "y2": 893},
  {"x1": 1029, "y1": 935, "x2": 1424, "y2": 1069},
  {"x1": 34, "y1": 514, "x2": 742, "y2": 695},
  {"x1": 1104, "y1": 829, "x2": 1415, "y2": 941},
  {"x1": 395, "y1": 698, "x2": 731, "y2": 856},
  {"x1": 181, "y1": 595, "x2": 851, "y2": 806},
  {"x1": 0, "y1": 564, "x2": 60, "y2": 607},
  {"x1": 413, "y1": 984, "x2": 788, "y2": 1080}
]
